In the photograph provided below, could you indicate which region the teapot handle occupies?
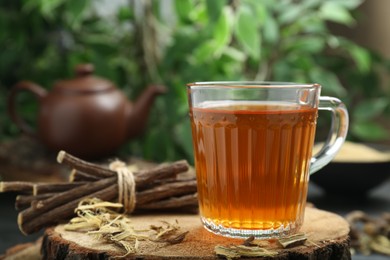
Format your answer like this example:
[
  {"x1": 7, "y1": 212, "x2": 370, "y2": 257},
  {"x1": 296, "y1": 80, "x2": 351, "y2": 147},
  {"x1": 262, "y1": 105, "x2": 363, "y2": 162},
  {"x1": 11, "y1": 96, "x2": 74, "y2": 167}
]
[{"x1": 7, "y1": 81, "x2": 47, "y2": 138}]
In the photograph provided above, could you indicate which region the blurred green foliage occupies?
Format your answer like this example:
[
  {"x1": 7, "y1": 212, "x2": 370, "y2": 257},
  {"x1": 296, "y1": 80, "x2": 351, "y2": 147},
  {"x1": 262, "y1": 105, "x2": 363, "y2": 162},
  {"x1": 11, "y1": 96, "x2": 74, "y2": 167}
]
[{"x1": 1, "y1": 0, "x2": 390, "y2": 163}]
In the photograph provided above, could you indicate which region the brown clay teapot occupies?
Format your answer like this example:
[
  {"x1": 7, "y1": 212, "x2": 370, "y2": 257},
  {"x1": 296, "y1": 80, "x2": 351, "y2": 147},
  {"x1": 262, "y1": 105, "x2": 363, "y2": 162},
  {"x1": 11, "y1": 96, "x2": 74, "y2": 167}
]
[{"x1": 8, "y1": 64, "x2": 166, "y2": 159}]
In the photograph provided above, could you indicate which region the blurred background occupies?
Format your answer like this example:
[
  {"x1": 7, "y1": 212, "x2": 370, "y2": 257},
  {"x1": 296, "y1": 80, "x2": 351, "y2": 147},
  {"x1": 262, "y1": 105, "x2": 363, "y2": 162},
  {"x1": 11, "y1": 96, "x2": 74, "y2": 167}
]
[
  {"x1": 1, "y1": 1, "x2": 390, "y2": 258},
  {"x1": 1, "y1": 0, "x2": 390, "y2": 164}
]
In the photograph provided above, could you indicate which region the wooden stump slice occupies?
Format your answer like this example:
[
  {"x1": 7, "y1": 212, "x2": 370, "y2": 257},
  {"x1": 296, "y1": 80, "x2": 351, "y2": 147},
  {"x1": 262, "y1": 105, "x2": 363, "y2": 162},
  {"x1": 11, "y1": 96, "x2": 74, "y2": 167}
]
[
  {"x1": 0, "y1": 238, "x2": 42, "y2": 260},
  {"x1": 41, "y1": 207, "x2": 351, "y2": 259}
]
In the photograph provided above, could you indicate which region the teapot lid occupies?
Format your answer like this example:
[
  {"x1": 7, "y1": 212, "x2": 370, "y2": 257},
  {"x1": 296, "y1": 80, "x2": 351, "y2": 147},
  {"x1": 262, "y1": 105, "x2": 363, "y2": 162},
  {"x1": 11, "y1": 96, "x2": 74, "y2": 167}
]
[{"x1": 53, "y1": 64, "x2": 115, "y2": 93}]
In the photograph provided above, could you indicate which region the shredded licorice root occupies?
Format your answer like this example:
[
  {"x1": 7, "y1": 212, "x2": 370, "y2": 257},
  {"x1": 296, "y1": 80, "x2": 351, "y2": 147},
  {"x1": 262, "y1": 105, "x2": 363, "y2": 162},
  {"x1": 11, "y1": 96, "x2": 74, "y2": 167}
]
[
  {"x1": 347, "y1": 210, "x2": 390, "y2": 256},
  {"x1": 215, "y1": 233, "x2": 310, "y2": 259},
  {"x1": 277, "y1": 232, "x2": 307, "y2": 248},
  {"x1": 64, "y1": 198, "x2": 188, "y2": 258},
  {"x1": 215, "y1": 245, "x2": 278, "y2": 259}
]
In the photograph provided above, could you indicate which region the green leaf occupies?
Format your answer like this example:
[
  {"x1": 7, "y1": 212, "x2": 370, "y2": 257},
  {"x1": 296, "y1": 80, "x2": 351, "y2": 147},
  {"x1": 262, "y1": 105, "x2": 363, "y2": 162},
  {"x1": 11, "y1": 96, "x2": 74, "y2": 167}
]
[
  {"x1": 222, "y1": 46, "x2": 246, "y2": 62},
  {"x1": 175, "y1": 0, "x2": 193, "y2": 22},
  {"x1": 285, "y1": 36, "x2": 325, "y2": 53},
  {"x1": 327, "y1": 35, "x2": 340, "y2": 48},
  {"x1": 351, "y1": 122, "x2": 389, "y2": 141},
  {"x1": 213, "y1": 6, "x2": 233, "y2": 54},
  {"x1": 309, "y1": 69, "x2": 346, "y2": 97},
  {"x1": 273, "y1": 0, "x2": 296, "y2": 13},
  {"x1": 194, "y1": 41, "x2": 217, "y2": 62},
  {"x1": 252, "y1": 3, "x2": 267, "y2": 25},
  {"x1": 347, "y1": 45, "x2": 372, "y2": 73},
  {"x1": 301, "y1": 0, "x2": 323, "y2": 9},
  {"x1": 40, "y1": 0, "x2": 66, "y2": 19},
  {"x1": 278, "y1": 4, "x2": 305, "y2": 24},
  {"x1": 206, "y1": 0, "x2": 226, "y2": 23},
  {"x1": 353, "y1": 98, "x2": 389, "y2": 121},
  {"x1": 243, "y1": 0, "x2": 273, "y2": 9},
  {"x1": 235, "y1": 5, "x2": 261, "y2": 59},
  {"x1": 263, "y1": 14, "x2": 279, "y2": 44},
  {"x1": 117, "y1": 6, "x2": 133, "y2": 21},
  {"x1": 319, "y1": 2, "x2": 355, "y2": 26},
  {"x1": 328, "y1": 0, "x2": 364, "y2": 9},
  {"x1": 279, "y1": 11, "x2": 325, "y2": 38},
  {"x1": 66, "y1": 0, "x2": 88, "y2": 28},
  {"x1": 301, "y1": 16, "x2": 326, "y2": 34},
  {"x1": 188, "y1": 3, "x2": 208, "y2": 24},
  {"x1": 290, "y1": 55, "x2": 314, "y2": 71}
]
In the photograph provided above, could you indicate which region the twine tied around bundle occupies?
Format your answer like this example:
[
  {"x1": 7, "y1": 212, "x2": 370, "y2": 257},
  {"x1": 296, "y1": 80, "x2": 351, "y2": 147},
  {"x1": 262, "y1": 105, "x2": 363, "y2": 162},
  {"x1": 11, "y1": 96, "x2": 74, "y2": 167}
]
[{"x1": 109, "y1": 160, "x2": 136, "y2": 213}]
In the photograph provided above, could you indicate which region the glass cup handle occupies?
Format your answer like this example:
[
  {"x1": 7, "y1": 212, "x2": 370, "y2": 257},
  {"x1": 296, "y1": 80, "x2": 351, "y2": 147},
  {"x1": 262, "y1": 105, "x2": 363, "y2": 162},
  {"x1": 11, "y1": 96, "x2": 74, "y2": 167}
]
[{"x1": 310, "y1": 96, "x2": 349, "y2": 175}]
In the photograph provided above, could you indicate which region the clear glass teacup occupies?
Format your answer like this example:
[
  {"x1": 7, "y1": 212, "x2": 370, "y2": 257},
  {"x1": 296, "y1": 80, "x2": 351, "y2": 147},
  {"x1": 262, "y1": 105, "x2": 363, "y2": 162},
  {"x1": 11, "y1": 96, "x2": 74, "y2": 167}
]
[{"x1": 187, "y1": 82, "x2": 348, "y2": 238}]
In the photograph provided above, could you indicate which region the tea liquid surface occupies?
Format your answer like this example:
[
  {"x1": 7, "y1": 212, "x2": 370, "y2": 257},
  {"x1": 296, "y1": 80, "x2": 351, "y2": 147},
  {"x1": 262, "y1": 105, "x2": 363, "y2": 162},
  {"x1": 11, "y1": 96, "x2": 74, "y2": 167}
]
[{"x1": 190, "y1": 101, "x2": 318, "y2": 231}]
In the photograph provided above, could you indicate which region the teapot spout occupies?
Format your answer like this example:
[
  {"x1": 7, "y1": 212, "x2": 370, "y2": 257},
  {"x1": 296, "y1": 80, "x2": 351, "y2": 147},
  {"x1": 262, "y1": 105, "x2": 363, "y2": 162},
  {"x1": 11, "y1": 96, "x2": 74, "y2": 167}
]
[{"x1": 126, "y1": 85, "x2": 166, "y2": 138}]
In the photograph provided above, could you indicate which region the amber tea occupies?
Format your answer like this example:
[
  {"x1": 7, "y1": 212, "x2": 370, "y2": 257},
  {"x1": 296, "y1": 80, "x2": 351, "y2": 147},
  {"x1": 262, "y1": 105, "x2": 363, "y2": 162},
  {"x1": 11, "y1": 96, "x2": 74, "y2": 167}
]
[
  {"x1": 187, "y1": 82, "x2": 348, "y2": 238},
  {"x1": 190, "y1": 102, "x2": 317, "y2": 237}
]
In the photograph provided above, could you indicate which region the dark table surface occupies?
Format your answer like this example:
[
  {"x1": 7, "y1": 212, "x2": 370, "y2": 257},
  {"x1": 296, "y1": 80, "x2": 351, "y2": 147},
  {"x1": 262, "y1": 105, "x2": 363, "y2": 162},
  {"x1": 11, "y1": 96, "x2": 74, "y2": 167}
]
[{"x1": 1, "y1": 179, "x2": 389, "y2": 259}]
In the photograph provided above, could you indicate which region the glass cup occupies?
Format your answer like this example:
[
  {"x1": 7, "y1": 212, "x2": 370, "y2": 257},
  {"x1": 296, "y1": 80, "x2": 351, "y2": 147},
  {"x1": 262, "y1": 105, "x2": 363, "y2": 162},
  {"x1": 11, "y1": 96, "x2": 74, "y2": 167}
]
[{"x1": 186, "y1": 82, "x2": 348, "y2": 238}]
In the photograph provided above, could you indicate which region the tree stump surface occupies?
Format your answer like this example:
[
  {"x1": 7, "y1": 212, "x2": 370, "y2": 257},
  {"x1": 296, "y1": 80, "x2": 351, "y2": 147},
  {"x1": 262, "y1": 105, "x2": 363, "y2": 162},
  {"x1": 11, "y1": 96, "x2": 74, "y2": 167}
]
[
  {"x1": 0, "y1": 238, "x2": 42, "y2": 260},
  {"x1": 41, "y1": 207, "x2": 351, "y2": 259}
]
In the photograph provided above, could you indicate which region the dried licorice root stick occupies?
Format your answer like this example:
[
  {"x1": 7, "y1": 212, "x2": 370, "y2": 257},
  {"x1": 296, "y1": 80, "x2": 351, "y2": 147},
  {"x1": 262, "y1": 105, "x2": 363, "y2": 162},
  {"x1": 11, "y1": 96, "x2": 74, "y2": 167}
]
[
  {"x1": 16, "y1": 193, "x2": 54, "y2": 210},
  {"x1": 1, "y1": 150, "x2": 197, "y2": 235},
  {"x1": 0, "y1": 181, "x2": 87, "y2": 195},
  {"x1": 69, "y1": 169, "x2": 100, "y2": 182},
  {"x1": 19, "y1": 185, "x2": 118, "y2": 235},
  {"x1": 58, "y1": 150, "x2": 190, "y2": 189},
  {"x1": 136, "y1": 180, "x2": 197, "y2": 205},
  {"x1": 0, "y1": 182, "x2": 34, "y2": 193},
  {"x1": 138, "y1": 194, "x2": 199, "y2": 210},
  {"x1": 57, "y1": 151, "x2": 115, "y2": 178},
  {"x1": 19, "y1": 177, "x2": 117, "y2": 224},
  {"x1": 134, "y1": 160, "x2": 189, "y2": 188}
]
